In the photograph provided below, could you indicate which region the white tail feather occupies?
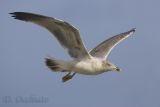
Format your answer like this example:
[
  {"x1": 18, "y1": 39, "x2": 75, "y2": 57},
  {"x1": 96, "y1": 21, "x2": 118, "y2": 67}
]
[{"x1": 45, "y1": 58, "x2": 71, "y2": 72}]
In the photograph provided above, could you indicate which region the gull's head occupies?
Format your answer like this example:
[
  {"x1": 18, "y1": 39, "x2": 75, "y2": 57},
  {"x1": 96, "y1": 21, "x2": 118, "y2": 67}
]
[{"x1": 103, "y1": 61, "x2": 121, "y2": 72}]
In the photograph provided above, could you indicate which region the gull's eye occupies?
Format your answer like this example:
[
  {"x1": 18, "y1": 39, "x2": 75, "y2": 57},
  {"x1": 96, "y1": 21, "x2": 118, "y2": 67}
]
[{"x1": 107, "y1": 63, "x2": 111, "y2": 66}]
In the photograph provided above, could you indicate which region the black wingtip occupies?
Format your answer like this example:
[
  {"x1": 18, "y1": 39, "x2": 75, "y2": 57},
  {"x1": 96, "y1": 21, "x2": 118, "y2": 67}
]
[
  {"x1": 9, "y1": 12, "x2": 18, "y2": 19},
  {"x1": 9, "y1": 12, "x2": 49, "y2": 22},
  {"x1": 9, "y1": 12, "x2": 14, "y2": 14},
  {"x1": 9, "y1": 12, "x2": 18, "y2": 16},
  {"x1": 130, "y1": 28, "x2": 136, "y2": 32},
  {"x1": 9, "y1": 12, "x2": 29, "y2": 21},
  {"x1": 9, "y1": 12, "x2": 22, "y2": 15},
  {"x1": 9, "y1": 12, "x2": 16, "y2": 14}
]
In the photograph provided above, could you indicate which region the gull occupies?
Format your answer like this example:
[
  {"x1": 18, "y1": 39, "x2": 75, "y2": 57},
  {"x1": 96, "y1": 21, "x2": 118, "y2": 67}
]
[{"x1": 10, "y1": 12, "x2": 135, "y2": 82}]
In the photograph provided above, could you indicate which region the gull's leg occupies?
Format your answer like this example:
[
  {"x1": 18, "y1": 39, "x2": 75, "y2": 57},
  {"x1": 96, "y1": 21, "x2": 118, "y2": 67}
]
[
  {"x1": 62, "y1": 70, "x2": 68, "y2": 72},
  {"x1": 62, "y1": 72, "x2": 71, "y2": 82},
  {"x1": 62, "y1": 72, "x2": 76, "y2": 82}
]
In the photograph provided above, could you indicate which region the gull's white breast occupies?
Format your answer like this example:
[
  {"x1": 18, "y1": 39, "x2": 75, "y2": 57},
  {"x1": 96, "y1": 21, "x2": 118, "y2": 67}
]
[{"x1": 72, "y1": 57, "x2": 106, "y2": 75}]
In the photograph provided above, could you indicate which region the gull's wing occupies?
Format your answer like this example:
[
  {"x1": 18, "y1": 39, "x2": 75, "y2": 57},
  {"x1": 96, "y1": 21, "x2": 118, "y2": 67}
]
[
  {"x1": 89, "y1": 28, "x2": 135, "y2": 59},
  {"x1": 10, "y1": 12, "x2": 89, "y2": 59}
]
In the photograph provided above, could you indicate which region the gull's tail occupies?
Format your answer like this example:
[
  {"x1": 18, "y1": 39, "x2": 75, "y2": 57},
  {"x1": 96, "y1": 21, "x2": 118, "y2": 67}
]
[{"x1": 45, "y1": 58, "x2": 71, "y2": 72}]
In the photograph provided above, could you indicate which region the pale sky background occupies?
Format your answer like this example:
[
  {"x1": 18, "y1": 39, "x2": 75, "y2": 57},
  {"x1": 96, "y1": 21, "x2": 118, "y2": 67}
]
[{"x1": 1, "y1": 0, "x2": 160, "y2": 107}]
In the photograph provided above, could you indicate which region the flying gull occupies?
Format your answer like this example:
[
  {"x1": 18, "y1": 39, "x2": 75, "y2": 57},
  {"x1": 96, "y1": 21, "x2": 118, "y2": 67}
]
[{"x1": 10, "y1": 12, "x2": 135, "y2": 82}]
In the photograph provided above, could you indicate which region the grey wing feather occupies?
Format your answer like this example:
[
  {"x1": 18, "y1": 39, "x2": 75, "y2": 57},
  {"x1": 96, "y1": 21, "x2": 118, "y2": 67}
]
[
  {"x1": 89, "y1": 28, "x2": 136, "y2": 59},
  {"x1": 10, "y1": 12, "x2": 89, "y2": 59}
]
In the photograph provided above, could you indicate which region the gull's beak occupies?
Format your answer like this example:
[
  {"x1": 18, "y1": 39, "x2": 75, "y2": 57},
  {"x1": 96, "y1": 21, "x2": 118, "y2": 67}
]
[{"x1": 116, "y1": 67, "x2": 121, "y2": 72}]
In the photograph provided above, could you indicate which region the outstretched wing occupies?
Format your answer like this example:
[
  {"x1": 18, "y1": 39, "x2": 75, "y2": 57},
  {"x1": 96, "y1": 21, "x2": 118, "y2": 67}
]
[
  {"x1": 89, "y1": 28, "x2": 135, "y2": 59},
  {"x1": 10, "y1": 12, "x2": 89, "y2": 59}
]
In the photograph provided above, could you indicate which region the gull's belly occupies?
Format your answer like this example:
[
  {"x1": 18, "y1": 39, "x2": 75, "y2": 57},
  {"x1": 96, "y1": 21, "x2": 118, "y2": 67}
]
[{"x1": 72, "y1": 59, "x2": 105, "y2": 75}]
